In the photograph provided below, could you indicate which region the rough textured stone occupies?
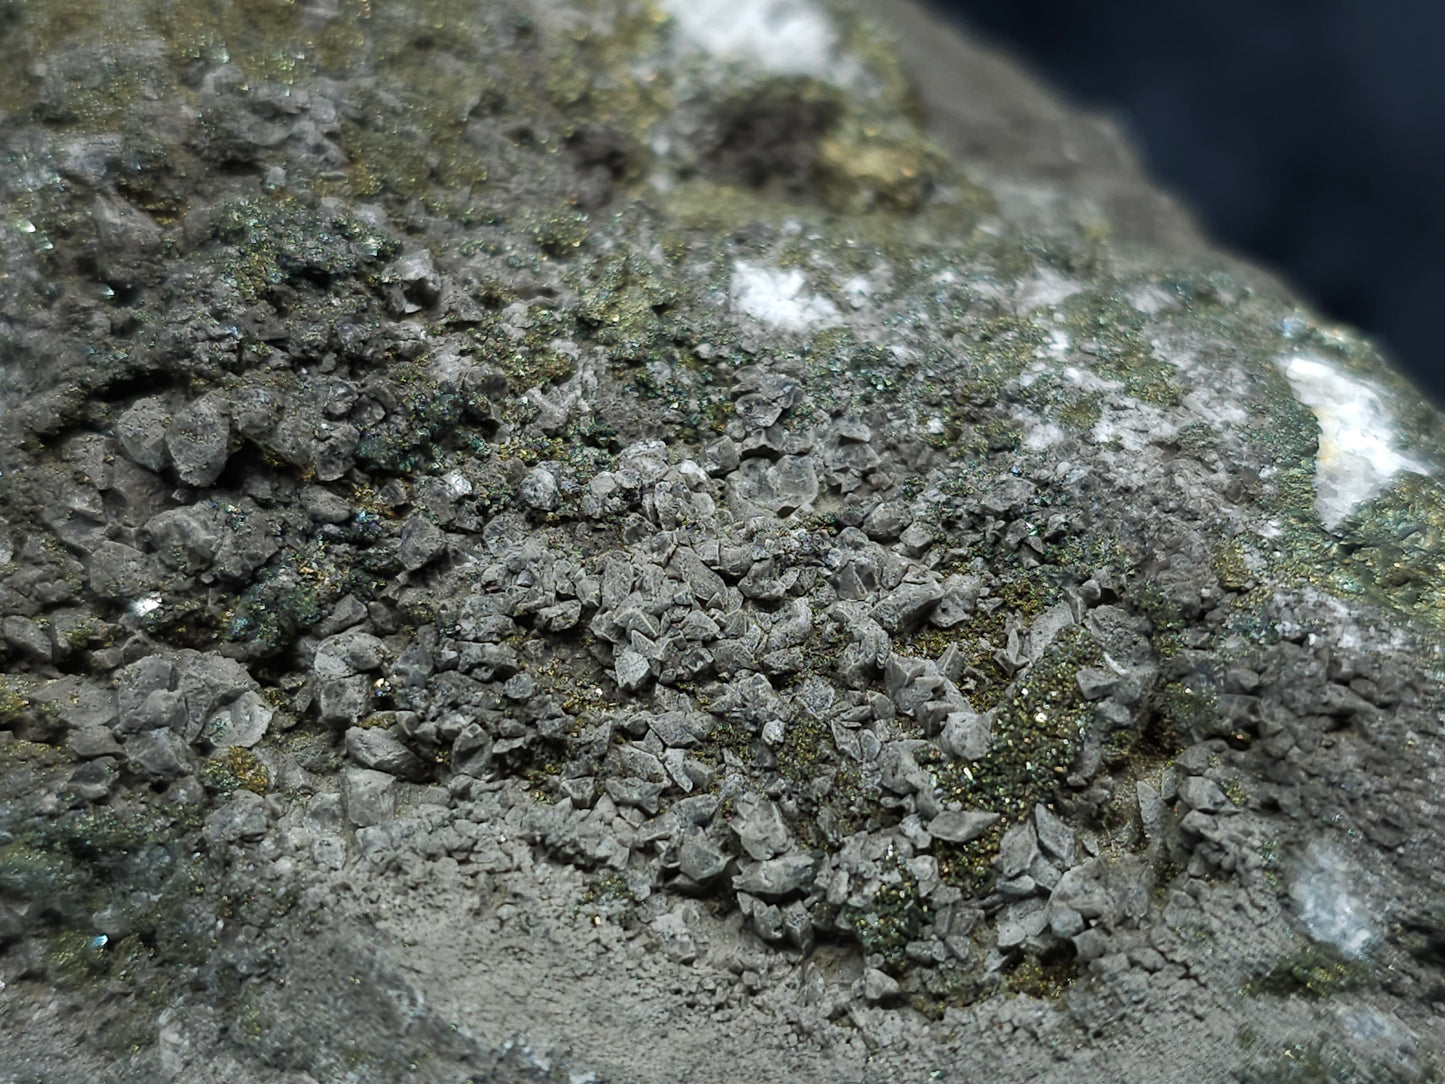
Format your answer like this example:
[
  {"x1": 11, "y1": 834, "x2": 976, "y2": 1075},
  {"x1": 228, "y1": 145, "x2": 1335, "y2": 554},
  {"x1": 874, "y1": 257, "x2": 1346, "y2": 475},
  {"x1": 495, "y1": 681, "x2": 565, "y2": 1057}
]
[
  {"x1": 123, "y1": 728, "x2": 192, "y2": 781},
  {"x1": 732, "y1": 854, "x2": 815, "y2": 900},
  {"x1": 996, "y1": 821, "x2": 1039, "y2": 880},
  {"x1": 204, "y1": 790, "x2": 270, "y2": 845},
  {"x1": 520, "y1": 467, "x2": 560, "y2": 512},
  {"x1": 200, "y1": 689, "x2": 273, "y2": 750},
  {"x1": 1034, "y1": 802, "x2": 1077, "y2": 868},
  {"x1": 614, "y1": 649, "x2": 653, "y2": 693},
  {"x1": 85, "y1": 541, "x2": 157, "y2": 600},
  {"x1": 731, "y1": 797, "x2": 793, "y2": 861},
  {"x1": 344, "y1": 727, "x2": 428, "y2": 781},
  {"x1": 398, "y1": 514, "x2": 447, "y2": 571},
  {"x1": 342, "y1": 767, "x2": 398, "y2": 828},
  {"x1": 0, "y1": 0, "x2": 1443, "y2": 1080},
  {"x1": 115, "y1": 397, "x2": 172, "y2": 472},
  {"x1": 677, "y1": 831, "x2": 730, "y2": 883},
  {"x1": 927, "y1": 809, "x2": 1000, "y2": 844},
  {"x1": 166, "y1": 397, "x2": 232, "y2": 486},
  {"x1": 862, "y1": 967, "x2": 900, "y2": 1003},
  {"x1": 145, "y1": 505, "x2": 224, "y2": 573}
]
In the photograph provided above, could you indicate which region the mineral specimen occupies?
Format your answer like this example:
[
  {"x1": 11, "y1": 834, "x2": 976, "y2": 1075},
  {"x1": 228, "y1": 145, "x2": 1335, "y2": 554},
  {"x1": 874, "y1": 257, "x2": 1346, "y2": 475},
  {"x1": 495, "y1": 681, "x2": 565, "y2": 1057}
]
[{"x1": 0, "y1": 0, "x2": 1441, "y2": 1080}]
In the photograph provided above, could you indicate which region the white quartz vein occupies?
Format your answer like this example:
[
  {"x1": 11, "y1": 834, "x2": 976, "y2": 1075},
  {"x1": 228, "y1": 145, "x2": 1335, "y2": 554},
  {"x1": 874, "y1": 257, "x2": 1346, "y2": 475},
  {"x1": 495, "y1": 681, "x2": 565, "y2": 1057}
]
[{"x1": 1278, "y1": 354, "x2": 1428, "y2": 529}]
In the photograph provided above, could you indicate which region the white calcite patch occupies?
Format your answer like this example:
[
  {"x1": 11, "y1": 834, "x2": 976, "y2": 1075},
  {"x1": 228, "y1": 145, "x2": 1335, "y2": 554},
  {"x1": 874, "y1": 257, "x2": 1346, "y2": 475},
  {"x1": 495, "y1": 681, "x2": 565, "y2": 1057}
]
[
  {"x1": 1011, "y1": 267, "x2": 1081, "y2": 312},
  {"x1": 659, "y1": 0, "x2": 836, "y2": 77},
  {"x1": 1278, "y1": 354, "x2": 1429, "y2": 529},
  {"x1": 1022, "y1": 418, "x2": 1066, "y2": 452},
  {"x1": 1061, "y1": 364, "x2": 1119, "y2": 394},
  {"x1": 730, "y1": 261, "x2": 840, "y2": 332},
  {"x1": 1181, "y1": 386, "x2": 1247, "y2": 429},
  {"x1": 1125, "y1": 283, "x2": 1179, "y2": 316},
  {"x1": 1015, "y1": 357, "x2": 1117, "y2": 392},
  {"x1": 440, "y1": 470, "x2": 474, "y2": 499},
  {"x1": 839, "y1": 274, "x2": 872, "y2": 310},
  {"x1": 1091, "y1": 401, "x2": 1177, "y2": 453},
  {"x1": 1290, "y1": 840, "x2": 1375, "y2": 958}
]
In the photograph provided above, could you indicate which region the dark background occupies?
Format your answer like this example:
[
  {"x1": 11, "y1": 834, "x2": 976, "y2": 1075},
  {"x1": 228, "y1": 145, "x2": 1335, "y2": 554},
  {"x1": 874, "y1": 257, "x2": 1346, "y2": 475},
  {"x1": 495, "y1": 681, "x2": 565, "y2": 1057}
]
[{"x1": 928, "y1": 0, "x2": 1445, "y2": 408}]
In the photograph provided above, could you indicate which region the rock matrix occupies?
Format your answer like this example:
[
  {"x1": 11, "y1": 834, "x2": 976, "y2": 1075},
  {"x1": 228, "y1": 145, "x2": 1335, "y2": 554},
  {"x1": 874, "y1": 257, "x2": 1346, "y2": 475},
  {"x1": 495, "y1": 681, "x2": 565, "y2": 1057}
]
[{"x1": 0, "y1": 0, "x2": 1442, "y2": 1080}]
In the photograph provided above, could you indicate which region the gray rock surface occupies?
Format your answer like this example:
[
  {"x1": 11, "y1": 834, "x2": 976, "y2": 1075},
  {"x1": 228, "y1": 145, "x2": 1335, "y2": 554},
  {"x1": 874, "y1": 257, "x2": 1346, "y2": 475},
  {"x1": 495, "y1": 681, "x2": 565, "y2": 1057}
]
[{"x1": 0, "y1": 1, "x2": 1443, "y2": 1082}]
